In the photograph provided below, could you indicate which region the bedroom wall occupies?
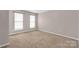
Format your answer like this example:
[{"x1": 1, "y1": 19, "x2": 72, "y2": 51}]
[
  {"x1": 38, "y1": 10, "x2": 78, "y2": 40},
  {"x1": 0, "y1": 10, "x2": 9, "y2": 46},
  {"x1": 78, "y1": 12, "x2": 79, "y2": 38}
]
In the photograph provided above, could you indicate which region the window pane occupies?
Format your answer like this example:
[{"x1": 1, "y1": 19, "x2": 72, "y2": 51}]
[
  {"x1": 14, "y1": 13, "x2": 23, "y2": 31},
  {"x1": 30, "y1": 15, "x2": 35, "y2": 28},
  {"x1": 14, "y1": 13, "x2": 23, "y2": 21}
]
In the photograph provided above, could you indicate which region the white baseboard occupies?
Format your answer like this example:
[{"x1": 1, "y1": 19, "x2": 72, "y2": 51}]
[
  {"x1": 0, "y1": 43, "x2": 9, "y2": 48},
  {"x1": 39, "y1": 29, "x2": 79, "y2": 41},
  {"x1": 9, "y1": 30, "x2": 38, "y2": 36},
  {"x1": 9, "y1": 30, "x2": 27, "y2": 35}
]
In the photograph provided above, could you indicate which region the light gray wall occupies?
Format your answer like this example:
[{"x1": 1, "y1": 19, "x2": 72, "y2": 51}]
[
  {"x1": 78, "y1": 11, "x2": 79, "y2": 38},
  {"x1": 0, "y1": 10, "x2": 9, "y2": 45},
  {"x1": 9, "y1": 10, "x2": 14, "y2": 33},
  {"x1": 9, "y1": 10, "x2": 38, "y2": 34},
  {"x1": 38, "y1": 10, "x2": 78, "y2": 39}
]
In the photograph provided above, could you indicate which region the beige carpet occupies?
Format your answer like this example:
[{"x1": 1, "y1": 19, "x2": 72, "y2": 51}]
[{"x1": 8, "y1": 31, "x2": 78, "y2": 48}]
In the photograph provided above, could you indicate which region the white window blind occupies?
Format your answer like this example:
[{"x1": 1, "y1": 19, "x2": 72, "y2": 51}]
[
  {"x1": 30, "y1": 15, "x2": 36, "y2": 28},
  {"x1": 14, "y1": 13, "x2": 23, "y2": 31}
]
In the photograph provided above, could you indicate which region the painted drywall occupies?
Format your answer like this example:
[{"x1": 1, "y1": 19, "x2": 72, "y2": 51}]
[
  {"x1": 38, "y1": 10, "x2": 78, "y2": 39},
  {"x1": 0, "y1": 10, "x2": 9, "y2": 45},
  {"x1": 78, "y1": 12, "x2": 79, "y2": 38},
  {"x1": 9, "y1": 10, "x2": 38, "y2": 34}
]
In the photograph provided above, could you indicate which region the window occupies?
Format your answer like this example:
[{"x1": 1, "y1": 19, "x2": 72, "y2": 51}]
[
  {"x1": 30, "y1": 15, "x2": 36, "y2": 28},
  {"x1": 14, "y1": 13, "x2": 23, "y2": 31}
]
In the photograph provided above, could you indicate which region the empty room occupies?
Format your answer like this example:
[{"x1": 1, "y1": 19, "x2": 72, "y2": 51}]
[{"x1": 0, "y1": 10, "x2": 78, "y2": 48}]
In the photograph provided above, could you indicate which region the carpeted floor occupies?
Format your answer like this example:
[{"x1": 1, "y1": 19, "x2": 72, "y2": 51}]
[{"x1": 8, "y1": 31, "x2": 78, "y2": 48}]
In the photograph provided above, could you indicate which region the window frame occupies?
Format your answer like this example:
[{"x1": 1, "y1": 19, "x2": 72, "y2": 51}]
[
  {"x1": 14, "y1": 12, "x2": 24, "y2": 31},
  {"x1": 29, "y1": 14, "x2": 36, "y2": 29}
]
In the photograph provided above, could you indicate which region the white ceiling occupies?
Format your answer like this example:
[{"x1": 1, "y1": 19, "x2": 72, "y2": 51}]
[{"x1": 27, "y1": 10, "x2": 48, "y2": 13}]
